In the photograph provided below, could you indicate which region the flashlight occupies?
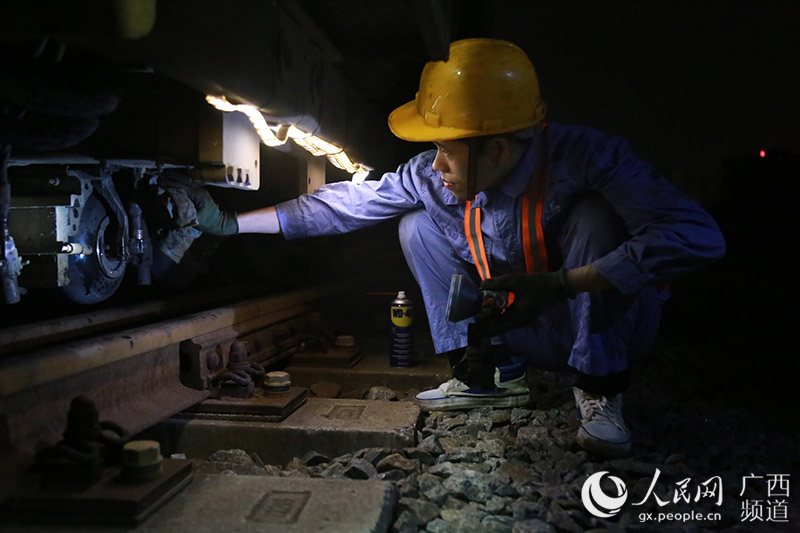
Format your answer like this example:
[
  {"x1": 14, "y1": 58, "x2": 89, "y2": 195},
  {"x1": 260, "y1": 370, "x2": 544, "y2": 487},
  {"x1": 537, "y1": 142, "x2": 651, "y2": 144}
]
[{"x1": 445, "y1": 274, "x2": 514, "y2": 322}]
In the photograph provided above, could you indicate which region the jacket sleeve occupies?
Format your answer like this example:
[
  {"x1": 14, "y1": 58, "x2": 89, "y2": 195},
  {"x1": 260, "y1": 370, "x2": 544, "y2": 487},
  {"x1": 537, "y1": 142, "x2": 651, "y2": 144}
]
[
  {"x1": 275, "y1": 156, "x2": 427, "y2": 239},
  {"x1": 577, "y1": 133, "x2": 726, "y2": 294}
]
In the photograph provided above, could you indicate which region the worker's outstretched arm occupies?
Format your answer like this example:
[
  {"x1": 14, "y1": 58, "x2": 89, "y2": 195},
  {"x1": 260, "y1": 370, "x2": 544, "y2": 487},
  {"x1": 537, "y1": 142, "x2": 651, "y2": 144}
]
[{"x1": 237, "y1": 207, "x2": 281, "y2": 234}]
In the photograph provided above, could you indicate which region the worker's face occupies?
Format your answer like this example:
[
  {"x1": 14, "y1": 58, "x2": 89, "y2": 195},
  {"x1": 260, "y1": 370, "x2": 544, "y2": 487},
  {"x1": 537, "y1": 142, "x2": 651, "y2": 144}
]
[
  {"x1": 431, "y1": 140, "x2": 472, "y2": 199},
  {"x1": 431, "y1": 138, "x2": 516, "y2": 200}
]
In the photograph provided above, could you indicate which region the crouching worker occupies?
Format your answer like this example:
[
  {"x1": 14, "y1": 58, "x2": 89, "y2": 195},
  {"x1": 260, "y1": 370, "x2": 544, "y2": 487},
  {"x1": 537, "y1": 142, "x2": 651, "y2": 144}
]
[{"x1": 181, "y1": 39, "x2": 725, "y2": 458}]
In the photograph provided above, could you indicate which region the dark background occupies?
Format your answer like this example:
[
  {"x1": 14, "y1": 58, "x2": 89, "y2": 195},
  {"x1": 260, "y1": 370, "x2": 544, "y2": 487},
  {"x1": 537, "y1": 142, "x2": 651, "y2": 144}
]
[{"x1": 489, "y1": 0, "x2": 799, "y2": 200}]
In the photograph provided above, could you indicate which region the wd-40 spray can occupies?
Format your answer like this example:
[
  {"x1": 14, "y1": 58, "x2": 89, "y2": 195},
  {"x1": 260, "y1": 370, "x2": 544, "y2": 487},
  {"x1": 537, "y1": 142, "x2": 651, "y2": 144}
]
[{"x1": 390, "y1": 291, "x2": 415, "y2": 367}]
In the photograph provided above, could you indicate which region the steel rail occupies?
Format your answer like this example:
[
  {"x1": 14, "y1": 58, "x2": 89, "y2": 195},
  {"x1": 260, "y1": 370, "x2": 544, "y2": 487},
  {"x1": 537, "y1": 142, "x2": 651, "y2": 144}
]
[
  {"x1": 0, "y1": 283, "x2": 275, "y2": 357},
  {"x1": 0, "y1": 285, "x2": 341, "y2": 396},
  {"x1": 0, "y1": 283, "x2": 344, "y2": 462}
]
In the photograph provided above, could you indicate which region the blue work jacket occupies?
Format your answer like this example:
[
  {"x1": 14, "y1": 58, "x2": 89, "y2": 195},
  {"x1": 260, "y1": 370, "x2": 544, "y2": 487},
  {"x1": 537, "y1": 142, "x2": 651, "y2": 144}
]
[{"x1": 276, "y1": 123, "x2": 725, "y2": 296}]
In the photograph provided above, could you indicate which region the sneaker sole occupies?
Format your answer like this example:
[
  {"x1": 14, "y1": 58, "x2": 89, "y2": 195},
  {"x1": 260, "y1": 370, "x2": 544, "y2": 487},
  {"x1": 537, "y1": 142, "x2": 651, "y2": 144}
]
[
  {"x1": 417, "y1": 392, "x2": 530, "y2": 412},
  {"x1": 576, "y1": 427, "x2": 632, "y2": 458}
]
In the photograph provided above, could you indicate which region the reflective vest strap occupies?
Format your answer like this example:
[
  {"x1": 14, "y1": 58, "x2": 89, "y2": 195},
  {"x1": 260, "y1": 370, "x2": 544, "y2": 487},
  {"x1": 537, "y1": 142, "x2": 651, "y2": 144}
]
[
  {"x1": 523, "y1": 175, "x2": 549, "y2": 273},
  {"x1": 463, "y1": 127, "x2": 550, "y2": 280},
  {"x1": 464, "y1": 200, "x2": 491, "y2": 281},
  {"x1": 521, "y1": 193, "x2": 534, "y2": 273},
  {"x1": 522, "y1": 132, "x2": 549, "y2": 273}
]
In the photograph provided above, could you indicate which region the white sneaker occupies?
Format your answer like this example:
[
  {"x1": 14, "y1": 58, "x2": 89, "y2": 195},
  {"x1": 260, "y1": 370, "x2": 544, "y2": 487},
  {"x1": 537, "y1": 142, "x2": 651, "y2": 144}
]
[
  {"x1": 573, "y1": 386, "x2": 631, "y2": 458},
  {"x1": 415, "y1": 369, "x2": 530, "y2": 412}
]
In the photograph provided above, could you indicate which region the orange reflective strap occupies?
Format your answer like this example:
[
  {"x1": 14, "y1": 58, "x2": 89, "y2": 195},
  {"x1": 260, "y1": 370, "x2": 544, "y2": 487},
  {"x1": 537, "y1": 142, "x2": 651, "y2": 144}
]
[
  {"x1": 522, "y1": 175, "x2": 549, "y2": 273},
  {"x1": 464, "y1": 200, "x2": 491, "y2": 280},
  {"x1": 464, "y1": 127, "x2": 550, "y2": 279},
  {"x1": 521, "y1": 192, "x2": 533, "y2": 273},
  {"x1": 522, "y1": 132, "x2": 549, "y2": 273}
]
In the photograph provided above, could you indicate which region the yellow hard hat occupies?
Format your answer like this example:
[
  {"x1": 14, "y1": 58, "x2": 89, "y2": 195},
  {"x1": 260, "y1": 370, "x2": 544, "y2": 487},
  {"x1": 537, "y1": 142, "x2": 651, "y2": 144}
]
[{"x1": 388, "y1": 38, "x2": 546, "y2": 142}]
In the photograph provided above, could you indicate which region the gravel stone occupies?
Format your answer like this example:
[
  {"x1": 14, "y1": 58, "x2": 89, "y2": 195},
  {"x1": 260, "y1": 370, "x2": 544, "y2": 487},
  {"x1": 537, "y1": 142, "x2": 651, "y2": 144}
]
[
  {"x1": 606, "y1": 457, "x2": 670, "y2": 477},
  {"x1": 424, "y1": 518, "x2": 455, "y2": 533},
  {"x1": 441, "y1": 495, "x2": 468, "y2": 510},
  {"x1": 481, "y1": 515, "x2": 514, "y2": 533},
  {"x1": 484, "y1": 494, "x2": 510, "y2": 513},
  {"x1": 491, "y1": 409, "x2": 512, "y2": 425},
  {"x1": 466, "y1": 406, "x2": 494, "y2": 431},
  {"x1": 395, "y1": 474, "x2": 420, "y2": 498},
  {"x1": 418, "y1": 434, "x2": 445, "y2": 455},
  {"x1": 365, "y1": 385, "x2": 398, "y2": 401},
  {"x1": 263, "y1": 464, "x2": 284, "y2": 476},
  {"x1": 439, "y1": 433, "x2": 477, "y2": 453},
  {"x1": 441, "y1": 446, "x2": 483, "y2": 463},
  {"x1": 319, "y1": 461, "x2": 346, "y2": 478},
  {"x1": 418, "y1": 472, "x2": 449, "y2": 505},
  {"x1": 204, "y1": 449, "x2": 267, "y2": 475},
  {"x1": 404, "y1": 447, "x2": 435, "y2": 465},
  {"x1": 301, "y1": 450, "x2": 330, "y2": 466},
  {"x1": 377, "y1": 453, "x2": 420, "y2": 474},
  {"x1": 428, "y1": 461, "x2": 461, "y2": 478},
  {"x1": 282, "y1": 458, "x2": 312, "y2": 477},
  {"x1": 475, "y1": 437, "x2": 506, "y2": 458},
  {"x1": 511, "y1": 500, "x2": 548, "y2": 521},
  {"x1": 424, "y1": 411, "x2": 447, "y2": 429},
  {"x1": 344, "y1": 457, "x2": 378, "y2": 479},
  {"x1": 442, "y1": 470, "x2": 495, "y2": 503},
  {"x1": 440, "y1": 506, "x2": 487, "y2": 524},
  {"x1": 495, "y1": 460, "x2": 539, "y2": 485},
  {"x1": 355, "y1": 446, "x2": 394, "y2": 465},
  {"x1": 512, "y1": 518, "x2": 557, "y2": 533},
  {"x1": 208, "y1": 449, "x2": 256, "y2": 465},
  {"x1": 546, "y1": 503, "x2": 582, "y2": 533},
  {"x1": 553, "y1": 451, "x2": 583, "y2": 472},
  {"x1": 443, "y1": 518, "x2": 484, "y2": 532},
  {"x1": 510, "y1": 408, "x2": 533, "y2": 424},
  {"x1": 439, "y1": 413, "x2": 468, "y2": 431},
  {"x1": 494, "y1": 482, "x2": 520, "y2": 498},
  {"x1": 398, "y1": 497, "x2": 440, "y2": 524},
  {"x1": 392, "y1": 510, "x2": 418, "y2": 533},
  {"x1": 516, "y1": 425, "x2": 549, "y2": 445},
  {"x1": 380, "y1": 469, "x2": 407, "y2": 481}
]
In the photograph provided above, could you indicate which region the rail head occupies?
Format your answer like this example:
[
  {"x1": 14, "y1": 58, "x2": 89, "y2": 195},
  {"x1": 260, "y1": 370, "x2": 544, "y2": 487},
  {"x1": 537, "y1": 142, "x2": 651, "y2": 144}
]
[{"x1": 0, "y1": 284, "x2": 346, "y2": 397}]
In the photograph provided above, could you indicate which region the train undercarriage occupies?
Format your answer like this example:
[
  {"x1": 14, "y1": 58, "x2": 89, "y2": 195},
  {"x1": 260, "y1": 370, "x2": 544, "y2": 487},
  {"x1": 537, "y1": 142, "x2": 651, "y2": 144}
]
[{"x1": 1, "y1": 0, "x2": 439, "y2": 306}]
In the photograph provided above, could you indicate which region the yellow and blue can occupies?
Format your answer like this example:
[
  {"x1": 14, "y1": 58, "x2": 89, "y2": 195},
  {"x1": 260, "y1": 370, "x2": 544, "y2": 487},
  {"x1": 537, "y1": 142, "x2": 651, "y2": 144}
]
[{"x1": 390, "y1": 291, "x2": 415, "y2": 367}]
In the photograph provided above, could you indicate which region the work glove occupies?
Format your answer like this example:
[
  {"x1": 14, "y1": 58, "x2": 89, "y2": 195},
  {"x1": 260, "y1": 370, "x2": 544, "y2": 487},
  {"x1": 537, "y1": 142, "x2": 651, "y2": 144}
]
[
  {"x1": 181, "y1": 185, "x2": 239, "y2": 235},
  {"x1": 159, "y1": 179, "x2": 239, "y2": 236},
  {"x1": 476, "y1": 269, "x2": 576, "y2": 336}
]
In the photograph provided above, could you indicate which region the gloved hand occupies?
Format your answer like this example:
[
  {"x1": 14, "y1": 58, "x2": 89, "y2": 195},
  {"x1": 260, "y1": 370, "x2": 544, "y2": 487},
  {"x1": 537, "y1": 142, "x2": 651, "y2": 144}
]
[
  {"x1": 475, "y1": 269, "x2": 576, "y2": 336},
  {"x1": 183, "y1": 185, "x2": 238, "y2": 235},
  {"x1": 168, "y1": 183, "x2": 239, "y2": 236}
]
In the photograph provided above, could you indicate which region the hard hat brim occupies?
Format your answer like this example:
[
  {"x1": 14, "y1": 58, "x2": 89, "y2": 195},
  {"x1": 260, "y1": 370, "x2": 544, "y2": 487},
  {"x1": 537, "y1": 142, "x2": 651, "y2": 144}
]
[
  {"x1": 388, "y1": 100, "x2": 485, "y2": 142},
  {"x1": 388, "y1": 99, "x2": 546, "y2": 143}
]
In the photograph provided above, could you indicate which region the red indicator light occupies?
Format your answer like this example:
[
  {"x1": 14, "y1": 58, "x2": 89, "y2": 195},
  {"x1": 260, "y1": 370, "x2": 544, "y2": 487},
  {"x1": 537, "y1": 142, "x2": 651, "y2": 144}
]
[{"x1": 759, "y1": 150, "x2": 766, "y2": 158}]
